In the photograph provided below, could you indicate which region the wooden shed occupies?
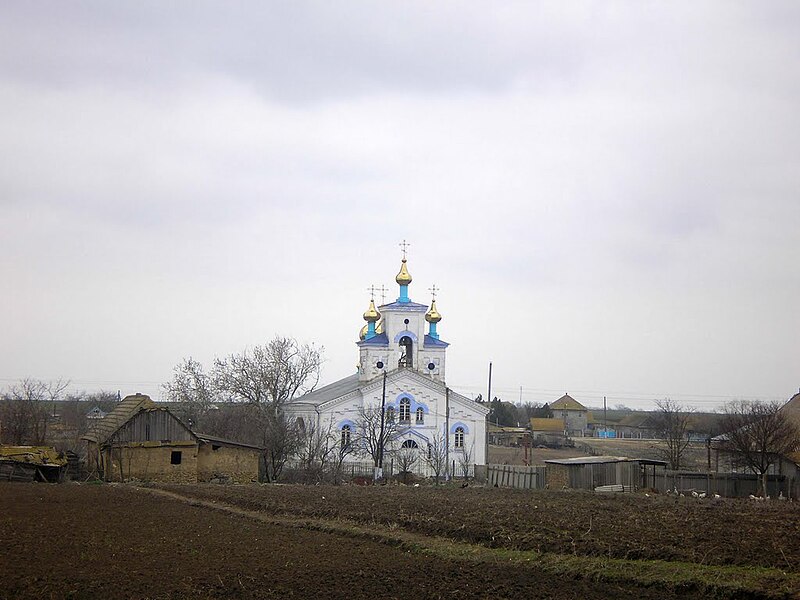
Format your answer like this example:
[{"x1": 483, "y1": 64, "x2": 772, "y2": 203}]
[
  {"x1": 544, "y1": 456, "x2": 667, "y2": 491},
  {"x1": 83, "y1": 393, "x2": 261, "y2": 483}
]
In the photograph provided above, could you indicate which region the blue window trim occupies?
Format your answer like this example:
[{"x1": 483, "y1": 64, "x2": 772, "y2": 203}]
[
  {"x1": 450, "y1": 421, "x2": 470, "y2": 434},
  {"x1": 393, "y1": 330, "x2": 419, "y2": 344}
]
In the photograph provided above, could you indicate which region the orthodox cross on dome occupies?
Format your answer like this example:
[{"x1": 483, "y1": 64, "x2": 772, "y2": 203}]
[
  {"x1": 428, "y1": 283, "x2": 439, "y2": 300},
  {"x1": 367, "y1": 284, "x2": 378, "y2": 300},
  {"x1": 399, "y1": 239, "x2": 411, "y2": 260},
  {"x1": 377, "y1": 284, "x2": 388, "y2": 304}
]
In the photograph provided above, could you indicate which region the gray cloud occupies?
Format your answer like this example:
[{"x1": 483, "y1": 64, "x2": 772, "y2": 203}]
[{"x1": 1, "y1": 2, "x2": 798, "y2": 408}]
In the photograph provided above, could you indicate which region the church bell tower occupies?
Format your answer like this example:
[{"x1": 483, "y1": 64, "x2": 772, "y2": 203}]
[{"x1": 357, "y1": 242, "x2": 449, "y2": 382}]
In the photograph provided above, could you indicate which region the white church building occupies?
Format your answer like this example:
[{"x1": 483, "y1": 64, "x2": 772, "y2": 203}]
[{"x1": 286, "y1": 253, "x2": 488, "y2": 476}]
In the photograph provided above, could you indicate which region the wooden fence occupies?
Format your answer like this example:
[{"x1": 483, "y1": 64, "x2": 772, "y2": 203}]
[
  {"x1": 565, "y1": 461, "x2": 641, "y2": 491},
  {"x1": 487, "y1": 464, "x2": 546, "y2": 489}
]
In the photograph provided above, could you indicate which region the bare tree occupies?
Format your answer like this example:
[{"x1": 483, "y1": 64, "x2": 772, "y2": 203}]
[
  {"x1": 258, "y1": 408, "x2": 301, "y2": 482},
  {"x1": 213, "y1": 337, "x2": 323, "y2": 406},
  {"x1": 331, "y1": 434, "x2": 358, "y2": 484},
  {"x1": 423, "y1": 430, "x2": 448, "y2": 485},
  {"x1": 164, "y1": 336, "x2": 323, "y2": 482},
  {"x1": 457, "y1": 442, "x2": 474, "y2": 480},
  {"x1": 296, "y1": 418, "x2": 340, "y2": 483},
  {"x1": 0, "y1": 378, "x2": 69, "y2": 445},
  {"x1": 355, "y1": 405, "x2": 397, "y2": 477},
  {"x1": 394, "y1": 446, "x2": 419, "y2": 483},
  {"x1": 652, "y1": 398, "x2": 693, "y2": 470},
  {"x1": 719, "y1": 400, "x2": 800, "y2": 497},
  {"x1": 162, "y1": 357, "x2": 218, "y2": 429}
]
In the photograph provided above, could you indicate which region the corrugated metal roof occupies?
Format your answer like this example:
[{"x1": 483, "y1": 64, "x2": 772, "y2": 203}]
[
  {"x1": 289, "y1": 373, "x2": 361, "y2": 407},
  {"x1": 545, "y1": 456, "x2": 631, "y2": 465},
  {"x1": 82, "y1": 393, "x2": 156, "y2": 444},
  {"x1": 545, "y1": 455, "x2": 668, "y2": 466},
  {"x1": 196, "y1": 433, "x2": 263, "y2": 450}
]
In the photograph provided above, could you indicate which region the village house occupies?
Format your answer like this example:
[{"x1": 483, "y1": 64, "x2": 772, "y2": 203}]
[
  {"x1": 487, "y1": 424, "x2": 528, "y2": 447},
  {"x1": 529, "y1": 417, "x2": 567, "y2": 445},
  {"x1": 549, "y1": 394, "x2": 590, "y2": 436},
  {"x1": 83, "y1": 393, "x2": 261, "y2": 483}
]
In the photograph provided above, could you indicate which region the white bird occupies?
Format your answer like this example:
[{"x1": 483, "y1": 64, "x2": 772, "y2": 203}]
[
  {"x1": 699, "y1": 492, "x2": 706, "y2": 499},
  {"x1": 691, "y1": 491, "x2": 699, "y2": 498},
  {"x1": 714, "y1": 494, "x2": 721, "y2": 499},
  {"x1": 779, "y1": 492, "x2": 786, "y2": 501}
]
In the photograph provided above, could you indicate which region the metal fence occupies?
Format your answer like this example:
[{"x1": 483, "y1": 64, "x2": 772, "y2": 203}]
[
  {"x1": 653, "y1": 470, "x2": 797, "y2": 498},
  {"x1": 285, "y1": 459, "x2": 474, "y2": 481}
]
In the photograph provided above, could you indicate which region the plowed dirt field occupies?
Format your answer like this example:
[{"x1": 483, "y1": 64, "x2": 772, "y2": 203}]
[{"x1": 1, "y1": 483, "x2": 798, "y2": 599}]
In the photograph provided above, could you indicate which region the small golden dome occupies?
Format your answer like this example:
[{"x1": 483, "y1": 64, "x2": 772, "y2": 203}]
[
  {"x1": 359, "y1": 317, "x2": 383, "y2": 341},
  {"x1": 395, "y1": 259, "x2": 412, "y2": 285},
  {"x1": 425, "y1": 299, "x2": 442, "y2": 323},
  {"x1": 363, "y1": 299, "x2": 380, "y2": 323}
]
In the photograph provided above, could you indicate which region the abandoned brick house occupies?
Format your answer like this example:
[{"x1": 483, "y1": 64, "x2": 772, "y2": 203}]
[{"x1": 83, "y1": 393, "x2": 261, "y2": 483}]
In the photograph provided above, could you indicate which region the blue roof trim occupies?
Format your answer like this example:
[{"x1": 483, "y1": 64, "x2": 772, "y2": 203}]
[
  {"x1": 357, "y1": 332, "x2": 389, "y2": 346},
  {"x1": 424, "y1": 335, "x2": 449, "y2": 347},
  {"x1": 379, "y1": 301, "x2": 428, "y2": 312}
]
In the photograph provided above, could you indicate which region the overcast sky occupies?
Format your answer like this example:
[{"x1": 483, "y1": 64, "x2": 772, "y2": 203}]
[{"x1": 1, "y1": 2, "x2": 798, "y2": 410}]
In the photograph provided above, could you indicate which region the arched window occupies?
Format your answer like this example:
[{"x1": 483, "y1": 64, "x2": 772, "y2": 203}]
[
  {"x1": 399, "y1": 398, "x2": 410, "y2": 423},
  {"x1": 296, "y1": 417, "x2": 305, "y2": 433},
  {"x1": 401, "y1": 439, "x2": 418, "y2": 449},
  {"x1": 415, "y1": 407, "x2": 424, "y2": 424},
  {"x1": 341, "y1": 425, "x2": 351, "y2": 448},
  {"x1": 454, "y1": 426, "x2": 465, "y2": 449},
  {"x1": 398, "y1": 336, "x2": 413, "y2": 367},
  {"x1": 386, "y1": 407, "x2": 395, "y2": 422}
]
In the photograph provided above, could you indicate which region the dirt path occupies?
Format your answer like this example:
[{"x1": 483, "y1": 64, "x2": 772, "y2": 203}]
[{"x1": 144, "y1": 485, "x2": 800, "y2": 599}]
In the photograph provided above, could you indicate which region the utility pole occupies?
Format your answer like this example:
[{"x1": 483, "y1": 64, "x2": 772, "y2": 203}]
[
  {"x1": 376, "y1": 363, "x2": 387, "y2": 481},
  {"x1": 445, "y1": 387, "x2": 450, "y2": 481},
  {"x1": 603, "y1": 396, "x2": 607, "y2": 438},
  {"x1": 485, "y1": 362, "x2": 492, "y2": 468}
]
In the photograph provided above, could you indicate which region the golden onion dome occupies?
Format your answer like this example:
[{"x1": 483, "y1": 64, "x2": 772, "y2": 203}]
[
  {"x1": 425, "y1": 299, "x2": 442, "y2": 323},
  {"x1": 359, "y1": 317, "x2": 383, "y2": 341},
  {"x1": 362, "y1": 299, "x2": 380, "y2": 323},
  {"x1": 395, "y1": 258, "x2": 412, "y2": 285}
]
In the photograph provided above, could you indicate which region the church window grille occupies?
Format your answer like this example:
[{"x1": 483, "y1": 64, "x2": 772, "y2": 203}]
[
  {"x1": 401, "y1": 439, "x2": 418, "y2": 449},
  {"x1": 454, "y1": 427, "x2": 465, "y2": 449},
  {"x1": 399, "y1": 398, "x2": 411, "y2": 423},
  {"x1": 386, "y1": 407, "x2": 395, "y2": 422},
  {"x1": 341, "y1": 425, "x2": 351, "y2": 448},
  {"x1": 415, "y1": 407, "x2": 424, "y2": 424},
  {"x1": 398, "y1": 336, "x2": 413, "y2": 368}
]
